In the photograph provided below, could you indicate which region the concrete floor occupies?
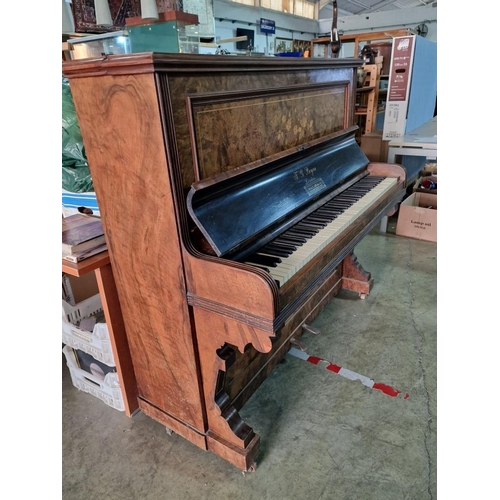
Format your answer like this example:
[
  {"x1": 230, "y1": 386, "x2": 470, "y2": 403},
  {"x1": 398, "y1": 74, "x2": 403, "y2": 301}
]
[{"x1": 62, "y1": 218, "x2": 437, "y2": 500}]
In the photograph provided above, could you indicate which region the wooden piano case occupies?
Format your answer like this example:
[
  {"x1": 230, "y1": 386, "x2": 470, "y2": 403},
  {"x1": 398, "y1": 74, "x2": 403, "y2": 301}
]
[{"x1": 63, "y1": 53, "x2": 406, "y2": 471}]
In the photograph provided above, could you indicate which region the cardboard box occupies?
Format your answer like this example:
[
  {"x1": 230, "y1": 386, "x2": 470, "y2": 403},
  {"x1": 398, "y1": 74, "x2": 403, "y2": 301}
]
[
  {"x1": 360, "y1": 130, "x2": 389, "y2": 162},
  {"x1": 422, "y1": 161, "x2": 437, "y2": 175},
  {"x1": 62, "y1": 272, "x2": 100, "y2": 306},
  {"x1": 396, "y1": 192, "x2": 437, "y2": 242},
  {"x1": 413, "y1": 174, "x2": 437, "y2": 195}
]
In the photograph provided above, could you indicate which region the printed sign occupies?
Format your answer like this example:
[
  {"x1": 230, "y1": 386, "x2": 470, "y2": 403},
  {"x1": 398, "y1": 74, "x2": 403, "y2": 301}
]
[{"x1": 260, "y1": 18, "x2": 275, "y2": 34}]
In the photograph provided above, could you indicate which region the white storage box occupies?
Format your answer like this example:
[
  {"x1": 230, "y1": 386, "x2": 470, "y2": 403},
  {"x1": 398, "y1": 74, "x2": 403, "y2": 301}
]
[
  {"x1": 63, "y1": 345, "x2": 124, "y2": 411},
  {"x1": 62, "y1": 293, "x2": 115, "y2": 366}
]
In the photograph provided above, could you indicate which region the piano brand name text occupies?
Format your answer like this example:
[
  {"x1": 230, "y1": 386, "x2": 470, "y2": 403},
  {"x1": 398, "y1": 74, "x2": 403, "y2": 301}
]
[{"x1": 293, "y1": 166, "x2": 317, "y2": 181}]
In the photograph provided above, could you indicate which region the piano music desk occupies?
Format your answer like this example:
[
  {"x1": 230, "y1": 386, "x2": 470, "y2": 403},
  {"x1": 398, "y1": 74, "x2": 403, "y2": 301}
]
[{"x1": 62, "y1": 251, "x2": 139, "y2": 417}]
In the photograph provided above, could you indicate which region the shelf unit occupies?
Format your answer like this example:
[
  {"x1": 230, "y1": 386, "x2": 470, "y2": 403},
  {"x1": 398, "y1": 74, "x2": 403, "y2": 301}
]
[
  {"x1": 310, "y1": 28, "x2": 413, "y2": 60},
  {"x1": 355, "y1": 64, "x2": 380, "y2": 137}
]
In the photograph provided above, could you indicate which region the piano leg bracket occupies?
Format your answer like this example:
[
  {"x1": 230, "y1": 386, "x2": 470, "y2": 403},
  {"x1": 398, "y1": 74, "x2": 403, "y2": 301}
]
[{"x1": 341, "y1": 252, "x2": 373, "y2": 298}]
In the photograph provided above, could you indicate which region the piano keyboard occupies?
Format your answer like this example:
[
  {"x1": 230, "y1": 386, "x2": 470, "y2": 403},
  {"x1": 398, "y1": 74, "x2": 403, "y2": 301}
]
[{"x1": 244, "y1": 176, "x2": 397, "y2": 286}]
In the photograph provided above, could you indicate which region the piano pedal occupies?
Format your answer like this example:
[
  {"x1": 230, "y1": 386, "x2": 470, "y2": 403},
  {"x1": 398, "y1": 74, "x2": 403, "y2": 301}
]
[
  {"x1": 302, "y1": 323, "x2": 320, "y2": 335},
  {"x1": 290, "y1": 337, "x2": 307, "y2": 351}
]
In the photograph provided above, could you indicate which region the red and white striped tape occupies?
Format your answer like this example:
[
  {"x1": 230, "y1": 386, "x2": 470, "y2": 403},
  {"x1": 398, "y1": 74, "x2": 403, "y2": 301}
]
[{"x1": 288, "y1": 347, "x2": 409, "y2": 399}]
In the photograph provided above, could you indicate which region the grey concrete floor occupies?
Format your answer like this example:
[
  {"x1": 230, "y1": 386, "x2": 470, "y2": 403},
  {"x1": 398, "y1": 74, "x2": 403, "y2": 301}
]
[{"x1": 62, "y1": 219, "x2": 436, "y2": 500}]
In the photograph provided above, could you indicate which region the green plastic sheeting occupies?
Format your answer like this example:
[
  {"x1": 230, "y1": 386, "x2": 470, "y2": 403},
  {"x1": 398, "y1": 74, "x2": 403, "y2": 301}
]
[{"x1": 62, "y1": 77, "x2": 93, "y2": 193}]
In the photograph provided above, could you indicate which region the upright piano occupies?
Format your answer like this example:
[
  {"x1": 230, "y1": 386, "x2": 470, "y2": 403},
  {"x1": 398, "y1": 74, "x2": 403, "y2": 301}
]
[{"x1": 63, "y1": 53, "x2": 406, "y2": 471}]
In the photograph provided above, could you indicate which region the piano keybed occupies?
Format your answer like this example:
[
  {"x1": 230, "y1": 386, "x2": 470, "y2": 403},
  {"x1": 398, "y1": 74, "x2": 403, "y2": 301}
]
[{"x1": 244, "y1": 176, "x2": 397, "y2": 286}]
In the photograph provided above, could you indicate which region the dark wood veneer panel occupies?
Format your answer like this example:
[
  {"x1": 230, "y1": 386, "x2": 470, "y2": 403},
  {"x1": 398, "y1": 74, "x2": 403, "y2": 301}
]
[
  {"x1": 189, "y1": 84, "x2": 347, "y2": 180},
  {"x1": 162, "y1": 68, "x2": 354, "y2": 191}
]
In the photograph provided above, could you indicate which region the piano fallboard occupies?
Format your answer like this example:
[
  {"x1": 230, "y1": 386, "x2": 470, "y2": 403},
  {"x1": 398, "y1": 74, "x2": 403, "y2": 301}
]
[{"x1": 187, "y1": 127, "x2": 368, "y2": 258}]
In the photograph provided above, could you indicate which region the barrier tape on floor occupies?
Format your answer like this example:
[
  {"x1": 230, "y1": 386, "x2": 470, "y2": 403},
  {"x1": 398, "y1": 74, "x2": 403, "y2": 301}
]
[{"x1": 288, "y1": 347, "x2": 409, "y2": 399}]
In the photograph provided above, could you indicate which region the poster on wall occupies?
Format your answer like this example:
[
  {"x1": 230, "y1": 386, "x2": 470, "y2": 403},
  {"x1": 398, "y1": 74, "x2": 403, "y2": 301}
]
[
  {"x1": 292, "y1": 39, "x2": 310, "y2": 54},
  {"x1": 274, "y1": 38, "x2": 292, "y2": 54}
]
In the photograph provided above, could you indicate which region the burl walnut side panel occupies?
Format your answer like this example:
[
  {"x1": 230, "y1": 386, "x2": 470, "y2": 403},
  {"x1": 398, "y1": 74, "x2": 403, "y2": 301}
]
[{"x1": 68, "y1": 73, "x2": 206, "y2": 431}]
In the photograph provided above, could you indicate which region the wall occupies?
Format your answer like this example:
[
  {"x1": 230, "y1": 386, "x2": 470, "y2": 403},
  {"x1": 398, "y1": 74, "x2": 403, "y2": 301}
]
[
  {"x1": 319, "y1": 4, "x2": 437, "y2": 43},
  {"x1": 202, "y1": 1, "x2": 437, "y2": 55},
  {"x1": 208, "y1": 0, "x2": 319, "y2": 55}
]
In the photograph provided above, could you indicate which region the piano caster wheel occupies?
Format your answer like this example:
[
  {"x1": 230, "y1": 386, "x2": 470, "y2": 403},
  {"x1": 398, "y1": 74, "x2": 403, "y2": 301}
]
[
  {"x1": 359, "y1": 293, "x2": 366, "y2": 300},
  {"x1": 165, "y1": 427, "x2": 174, "y2": 436},
  {"x1": 245, "y1": 462, "x2": 257, "y2": 474}
]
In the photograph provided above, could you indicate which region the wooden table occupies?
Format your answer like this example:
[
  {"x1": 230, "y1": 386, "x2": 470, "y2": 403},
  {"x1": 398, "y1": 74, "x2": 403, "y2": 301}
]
[
  {"x1": 387, "y1": 116, "x2": 437, "y2": 166},
  {"x1": 62, "y1": 251, "x2": 139, "y2": 416}
]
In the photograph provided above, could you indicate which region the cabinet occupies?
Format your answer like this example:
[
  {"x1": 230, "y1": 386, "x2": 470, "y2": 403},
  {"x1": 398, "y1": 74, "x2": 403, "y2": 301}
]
[
  {"x1": 355, "y1": 64, "x2": 380, "y2": 137},
  {"x1": 310, "y1": 28, "x2": 413, "y2": 60},
  {"x1": 310, "y1": 29, "x2": 413, "y2": 134}
]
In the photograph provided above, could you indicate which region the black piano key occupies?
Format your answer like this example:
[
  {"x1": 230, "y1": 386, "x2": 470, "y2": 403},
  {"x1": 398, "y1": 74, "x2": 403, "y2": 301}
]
[
  {"x1": 275, "y1": 235, "x2": 306, "y2": 245},
  {"x1": 296, "y1": 221, "x2": 325, "y2": 230},
  {"x1": 266, "y1": 241, "x2": 298, "y2": 251},
  {"x1": 292, "y1": 225, "x2": 319, "y2": 234},
  {"x1": 260, "y1": 248, "x2": 291, "y2": 258},
  {"x1": 337, "y1": 194, "x2": 362, "y2": 201},
  {"x1": 302, "y1": 217, "x2": 327, "y2": 226},
  {"x1": 288, "y1": 227, "x2": 316, "y2": 237},
  {"x1": 316, "y1": 209, "x2": 341, "y2": 218},
  {"x1": 246, "y1": 254, "x2": 282, "y2": 267},
  {"x1": 328, "y1": 199, "x2": 352, "y2": 206}
]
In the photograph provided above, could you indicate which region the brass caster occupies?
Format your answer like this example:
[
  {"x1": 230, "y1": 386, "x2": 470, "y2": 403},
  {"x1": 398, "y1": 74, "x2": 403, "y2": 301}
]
[
  {"x1": 165, "y1": 427, "x2": 174, "y2": 436},
  {"x1": 359, "y1": 293, "x2": 366, "y2": 300},
  {"x1": 244, "y1": 462, "x2": 257, "y2": 474}
]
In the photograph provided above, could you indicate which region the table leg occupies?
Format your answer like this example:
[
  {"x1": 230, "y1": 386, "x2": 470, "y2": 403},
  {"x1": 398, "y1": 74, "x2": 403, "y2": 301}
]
[
  {"x1": 94, "y1": 264, "x2": 139, "y2": 416},
  {"x1": 379, "y1": 215, "x2": 388, "y2": 233}
]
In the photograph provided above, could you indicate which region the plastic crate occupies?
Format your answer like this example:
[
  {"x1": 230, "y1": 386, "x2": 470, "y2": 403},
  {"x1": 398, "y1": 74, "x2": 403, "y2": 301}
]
[
  {"x1": 62, "y1": 293, "x2": 115, "y2": 366},
  {"x1": 63, "y1": 345, "x2": 124, "y2": 411}
]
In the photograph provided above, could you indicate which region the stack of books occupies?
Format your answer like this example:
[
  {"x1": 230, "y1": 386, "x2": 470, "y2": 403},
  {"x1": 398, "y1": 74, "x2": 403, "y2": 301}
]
[{"x1": 62, "y1": 213, "x2": 107, "y2": 263}]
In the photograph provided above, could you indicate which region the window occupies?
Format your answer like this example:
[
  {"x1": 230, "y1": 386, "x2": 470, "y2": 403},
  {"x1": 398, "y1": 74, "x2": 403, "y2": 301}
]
[
  {"x1": 230, "y1": 0, "x2": 316, "y2": 19},
  {"x1": 230, "y1": 0, "x2": 258, "y2": 6}
]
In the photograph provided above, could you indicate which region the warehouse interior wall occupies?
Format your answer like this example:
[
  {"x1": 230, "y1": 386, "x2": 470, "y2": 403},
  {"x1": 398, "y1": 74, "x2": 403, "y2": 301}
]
[{"x1": 210, "y1": 0, "x2": 436, "y2": 56}]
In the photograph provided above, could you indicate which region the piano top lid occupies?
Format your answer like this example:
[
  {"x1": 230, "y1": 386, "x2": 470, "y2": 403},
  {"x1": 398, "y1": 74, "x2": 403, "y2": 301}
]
[{"x1": 187, "y1": 128, "x2": 369, "y2": 258}]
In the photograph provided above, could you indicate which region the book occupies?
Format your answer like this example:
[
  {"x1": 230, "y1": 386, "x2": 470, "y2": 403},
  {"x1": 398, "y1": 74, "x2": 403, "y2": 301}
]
[
  {"x1": 62, "y1": 242, "x2": 107, "y2": 263},
  {"x1": 62, "y1": 214, "x2": 106, "y2": 255}
]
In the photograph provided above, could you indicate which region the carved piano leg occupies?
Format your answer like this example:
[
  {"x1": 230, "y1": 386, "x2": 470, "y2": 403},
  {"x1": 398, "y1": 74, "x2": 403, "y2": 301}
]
[
  {"x1": 341, "y1": 252, "x2": 374, "y2": 299},
  {"x1": 192, "y1": 307, "x2": 274, "y2": 471}
]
